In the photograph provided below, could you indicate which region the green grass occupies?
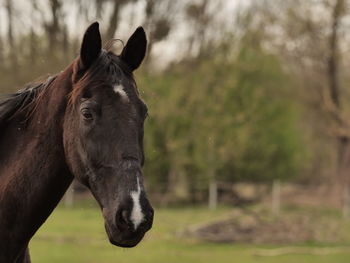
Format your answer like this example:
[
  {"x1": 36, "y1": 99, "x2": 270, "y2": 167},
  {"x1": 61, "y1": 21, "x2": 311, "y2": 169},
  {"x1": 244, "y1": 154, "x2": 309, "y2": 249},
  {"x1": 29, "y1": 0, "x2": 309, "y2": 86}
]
[{"x1": 30, "y1": 203, "x2": 350, "y2": 263}]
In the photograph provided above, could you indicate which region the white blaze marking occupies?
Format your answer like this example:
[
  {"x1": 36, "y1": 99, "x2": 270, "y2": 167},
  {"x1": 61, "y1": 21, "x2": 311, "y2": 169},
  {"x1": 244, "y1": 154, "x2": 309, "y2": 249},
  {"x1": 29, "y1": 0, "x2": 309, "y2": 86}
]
[
  {"x1": 130, "y1": 178, "x2": 144, "y2": 230},
  {"x1": 113, "y1": 85, "x2": 129, "y2": 102}
]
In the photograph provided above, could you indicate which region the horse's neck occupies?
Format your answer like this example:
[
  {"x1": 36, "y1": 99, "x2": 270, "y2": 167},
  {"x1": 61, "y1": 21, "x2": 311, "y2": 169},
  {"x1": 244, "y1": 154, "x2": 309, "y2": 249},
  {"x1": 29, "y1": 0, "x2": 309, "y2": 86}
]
[{"x1": 0, "y1": 69, "x2": 74, "y2": 258}]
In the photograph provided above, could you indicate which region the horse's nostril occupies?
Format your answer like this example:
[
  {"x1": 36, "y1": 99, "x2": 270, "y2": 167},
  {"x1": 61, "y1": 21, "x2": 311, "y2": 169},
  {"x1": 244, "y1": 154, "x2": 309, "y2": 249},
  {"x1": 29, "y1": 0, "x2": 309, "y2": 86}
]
[
  {"x1": 116, "y1": 209, "x2": 133, "y2": 231},
  {"x1": 121, "y1": 210, "x2": 129, "y2": 224}
]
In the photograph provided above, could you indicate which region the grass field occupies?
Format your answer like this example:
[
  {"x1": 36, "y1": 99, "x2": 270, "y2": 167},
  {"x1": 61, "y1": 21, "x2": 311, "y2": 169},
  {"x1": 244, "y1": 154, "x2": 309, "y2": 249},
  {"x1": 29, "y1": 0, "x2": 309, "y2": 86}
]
[{"x1": 30, "y1": 203, "x2": 350, "y2": 263}]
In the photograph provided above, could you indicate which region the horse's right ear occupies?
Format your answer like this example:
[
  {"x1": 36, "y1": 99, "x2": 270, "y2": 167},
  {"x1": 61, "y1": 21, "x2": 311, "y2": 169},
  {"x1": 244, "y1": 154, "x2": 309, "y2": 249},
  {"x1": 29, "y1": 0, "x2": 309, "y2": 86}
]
[{"x1": 80, "y1": 22, "x2": 102, "y2": 70}]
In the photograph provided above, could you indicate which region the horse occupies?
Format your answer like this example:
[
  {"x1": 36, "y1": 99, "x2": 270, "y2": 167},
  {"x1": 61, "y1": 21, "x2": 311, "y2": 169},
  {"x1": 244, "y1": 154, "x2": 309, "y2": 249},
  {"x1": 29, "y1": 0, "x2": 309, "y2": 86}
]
[{"x1": 0, "y1": 22, "x2": 154, "y2": 262}]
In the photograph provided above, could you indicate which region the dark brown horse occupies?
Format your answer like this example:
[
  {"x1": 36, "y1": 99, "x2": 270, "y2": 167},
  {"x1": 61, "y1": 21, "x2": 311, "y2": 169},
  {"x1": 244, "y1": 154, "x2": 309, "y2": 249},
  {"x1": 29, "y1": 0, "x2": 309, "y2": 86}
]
[{"x1": 0, "y1": 22, "x2": 154, "y2": 262}]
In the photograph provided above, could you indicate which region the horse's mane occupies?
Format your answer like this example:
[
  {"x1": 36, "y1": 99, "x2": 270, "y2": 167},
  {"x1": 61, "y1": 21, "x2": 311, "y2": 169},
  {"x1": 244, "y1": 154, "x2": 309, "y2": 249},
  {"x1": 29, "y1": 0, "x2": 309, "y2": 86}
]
[
  {"x1": 0, "y1": 50, "x2": 134, "y2": 125},
  {"x1": 0, "y1": 75, "x2": 57, "y2": 125}
]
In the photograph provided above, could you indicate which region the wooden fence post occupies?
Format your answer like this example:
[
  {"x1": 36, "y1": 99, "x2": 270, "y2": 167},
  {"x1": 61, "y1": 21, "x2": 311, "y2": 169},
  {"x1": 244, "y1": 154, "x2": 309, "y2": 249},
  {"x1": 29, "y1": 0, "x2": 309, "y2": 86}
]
[
  {"x1": 209, "y1": 180, "x2": 218, "y2": 210},
  {"x1": 272, "y1": 180, "x2": 281, "y2": 215},
  {"x1": 342, "y1": 184, "x2": 350, "y2": 219}
]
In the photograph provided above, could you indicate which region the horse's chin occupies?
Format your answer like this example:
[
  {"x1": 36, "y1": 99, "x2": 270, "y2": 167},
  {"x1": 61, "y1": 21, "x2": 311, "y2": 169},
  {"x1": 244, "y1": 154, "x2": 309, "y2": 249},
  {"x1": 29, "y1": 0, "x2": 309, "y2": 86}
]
[
  {"x1": 108, "y1": 238, "x2": 140, "y2": 248},
  {"x1": 104, "y1": 222, "x2": 146, "y2": 248}
]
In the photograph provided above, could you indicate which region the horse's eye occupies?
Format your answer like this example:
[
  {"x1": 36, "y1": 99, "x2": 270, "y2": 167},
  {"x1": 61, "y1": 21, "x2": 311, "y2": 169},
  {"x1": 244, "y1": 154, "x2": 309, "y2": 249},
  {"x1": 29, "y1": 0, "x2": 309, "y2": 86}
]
[{"x1": 81, "y1": 108, "x2": 93, "y2": 120}]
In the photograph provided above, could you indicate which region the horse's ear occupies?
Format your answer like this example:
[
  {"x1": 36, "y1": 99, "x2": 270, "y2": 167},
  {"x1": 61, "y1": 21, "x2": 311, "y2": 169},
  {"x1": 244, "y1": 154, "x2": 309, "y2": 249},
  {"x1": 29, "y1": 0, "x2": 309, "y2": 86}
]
[
  {"x1": 80, "y1": 22, "x2": 102, "y2": 69},
  {"x1": 120, "y1": 27, "x2": 147, "y2": 71}
]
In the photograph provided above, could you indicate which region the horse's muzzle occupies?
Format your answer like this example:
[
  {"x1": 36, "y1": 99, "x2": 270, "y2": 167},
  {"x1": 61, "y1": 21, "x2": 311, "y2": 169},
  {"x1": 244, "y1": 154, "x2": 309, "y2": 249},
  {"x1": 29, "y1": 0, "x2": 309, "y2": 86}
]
[{"x1": 103, "y1": 204, "x2": 154, "y2": 247}]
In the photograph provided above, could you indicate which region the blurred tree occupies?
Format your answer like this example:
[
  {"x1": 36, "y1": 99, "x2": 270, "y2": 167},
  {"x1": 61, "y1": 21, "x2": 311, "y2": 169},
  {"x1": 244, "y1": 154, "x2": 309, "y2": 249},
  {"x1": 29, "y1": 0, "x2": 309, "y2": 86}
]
[
  {"x1": 143, "y1": 0, "x2": 177, "y2": 66},
  {"x1": 140, "y1": 33, "x2": 305, "y2": 205},
  {"x1": 185, "y1": 0, "x2": 224, "y2": 58},
  {"x1": 250, "y1": 0, "x2": 350, "y2": 215}
]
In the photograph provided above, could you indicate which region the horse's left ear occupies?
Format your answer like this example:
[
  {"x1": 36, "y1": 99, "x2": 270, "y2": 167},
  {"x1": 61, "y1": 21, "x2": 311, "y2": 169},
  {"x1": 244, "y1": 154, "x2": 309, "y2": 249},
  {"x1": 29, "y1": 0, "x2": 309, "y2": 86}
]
[
  {"x1": 120, "y1": 27, "x2": 147, "y2": 71},
  {"x1": 80, "y1": 22, "x2": 102, "y2": 70}
]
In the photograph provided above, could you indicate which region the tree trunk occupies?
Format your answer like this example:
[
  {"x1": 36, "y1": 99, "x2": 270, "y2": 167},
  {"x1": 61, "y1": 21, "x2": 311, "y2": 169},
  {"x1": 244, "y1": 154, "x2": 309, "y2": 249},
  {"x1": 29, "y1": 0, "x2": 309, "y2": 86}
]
[
  {"x1": 29, "y1": 28, "x2": 37, "y2": 66},
  {"x1": 46, "y1": 0, "x2": 62, "y2": 52},
  {"x1": 327, "y1": 0, "x2": 342, "y2": 109},
  {"x1": 326, "y1": 0, "x2": 350, "y2": 217},
  {"x1": 105, "y1": 1, "x2": 125, "y2": 40},
  {"x1": 328, "y1": 0, "x2": 345, "y2": 172},
  {"x1": 5, "y1": 0, "x2": 17, "y2": 72}
]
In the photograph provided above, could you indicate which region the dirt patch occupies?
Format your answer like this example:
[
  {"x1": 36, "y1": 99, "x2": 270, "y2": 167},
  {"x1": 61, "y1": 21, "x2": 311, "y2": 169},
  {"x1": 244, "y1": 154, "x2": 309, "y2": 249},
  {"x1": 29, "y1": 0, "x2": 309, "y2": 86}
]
[{"x1": 184, "y1": 208, "x2": 342, "y2": 244}]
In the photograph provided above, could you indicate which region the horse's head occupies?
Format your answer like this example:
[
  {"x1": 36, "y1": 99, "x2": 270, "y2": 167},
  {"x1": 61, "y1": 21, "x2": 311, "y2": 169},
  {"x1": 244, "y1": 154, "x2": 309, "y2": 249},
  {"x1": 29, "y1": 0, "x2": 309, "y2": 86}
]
[{"x1": 63, "y1": 22, "x2": 153, "y2": 247}]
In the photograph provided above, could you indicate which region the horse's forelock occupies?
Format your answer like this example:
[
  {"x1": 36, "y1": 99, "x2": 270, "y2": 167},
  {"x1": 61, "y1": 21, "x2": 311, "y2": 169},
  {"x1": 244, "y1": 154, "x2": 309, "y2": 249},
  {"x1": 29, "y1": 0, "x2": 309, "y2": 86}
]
[{"x1": 68, "y1": 51, "x2": 135, "y2": 107}]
